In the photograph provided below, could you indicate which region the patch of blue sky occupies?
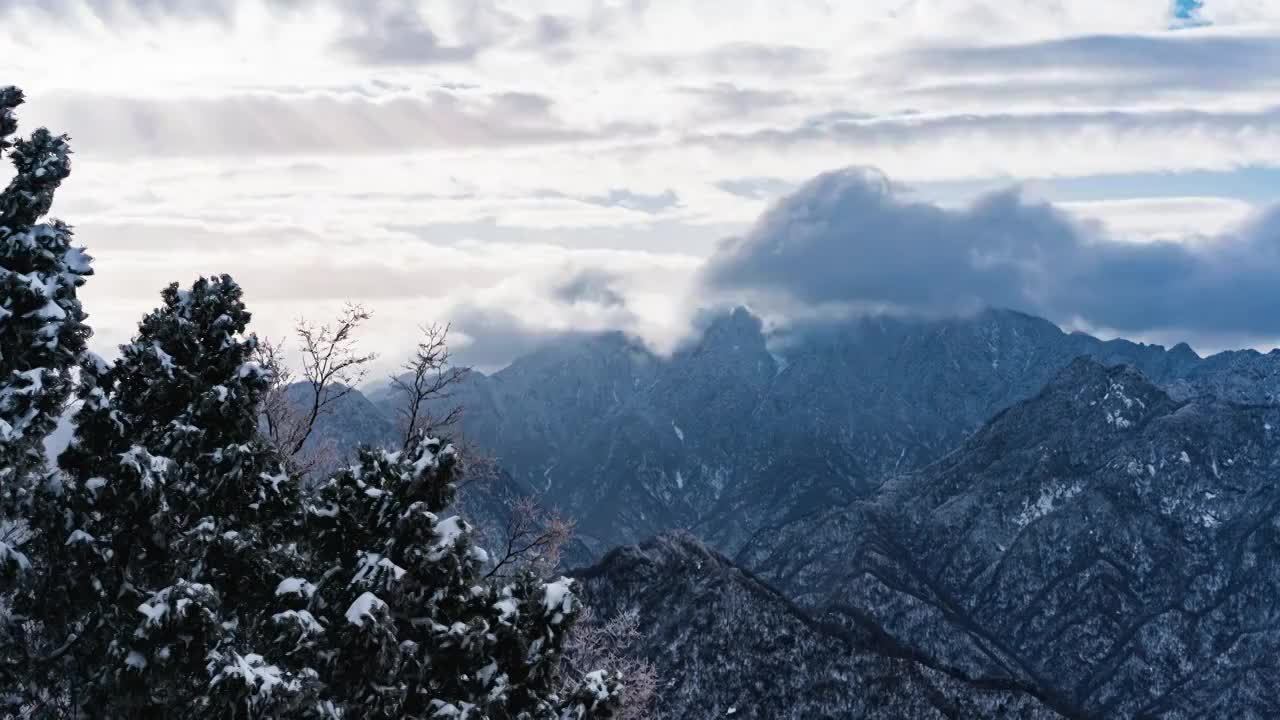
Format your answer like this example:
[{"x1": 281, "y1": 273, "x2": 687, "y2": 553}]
[
  {"x1": 908, "y1": 166, "x2": 1280, "y2": 206},
  {"x1": 1170, "y1": 0, "x2": 1212, "y2": 28}
]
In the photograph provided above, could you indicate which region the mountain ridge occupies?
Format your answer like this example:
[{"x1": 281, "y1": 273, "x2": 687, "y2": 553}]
[
  {"x1": 572, "y1": 530, "x2": 1066, "y2": 719},
  {"x1": 307, "y1": 307, "x2": 1280, "y2": 718},
  {"x1": 360, "y1": 306, "x2": 1275, "y2": 557}
]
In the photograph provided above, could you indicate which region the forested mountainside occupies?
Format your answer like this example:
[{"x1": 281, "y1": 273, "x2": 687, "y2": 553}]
[
  {"x1": 572, "y1": 531, "x2": 1064, "y2": 719},
  {"x1": 741, "y1": 359, "x2": 1280, "y2": 718},
  {"x1": 306, "y1": 309, "x2": 1280, "y2": 718}
]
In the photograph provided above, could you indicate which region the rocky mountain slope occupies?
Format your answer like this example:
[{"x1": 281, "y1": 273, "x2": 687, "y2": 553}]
[
  {"x1": 313, "y1": 308, "x2": 1280, "y2": 718},
  {"x1": 369, "y1": 307, "x2": 1278, "y2": 557},
  {"x1": 740, "y1": 359, "x2": 1280, "y2": 717},
  {"x1": 572, "y1": 531, "x2": 1064, "y2": 719}
]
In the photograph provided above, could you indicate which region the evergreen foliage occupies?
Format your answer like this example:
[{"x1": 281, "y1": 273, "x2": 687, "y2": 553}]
[
  {"x1": 0, "y1": 85, "x2": 91, "y2": 707},
  {"x1": 0, "y1": 85, "x2": 626, "y2": 718},
  {"x1": 0, "y1": 85, "x2": 91, "y2": 525},
  {"x1": 296, "y1": 433, "x2": 622, "y2": 718},
  {"x1": 41, "y1": 274, "x2": 316, "y2": 716}
]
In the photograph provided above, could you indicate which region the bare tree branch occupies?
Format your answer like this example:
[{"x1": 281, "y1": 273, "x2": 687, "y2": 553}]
[
  {"x1": 254, "y1": 304, "x2": 375, "y2": 477},
  {"x1": 484, "y1": 496, "x2": 574, "y2": 580},
  {"x1": 291, "y1": 303, "x2": 377, "y2": 456},
  {"x1": 255, "y1": 337, "x2": 294, "y2": 449},
  {"x1": 389, "y1": 322, "x2": 466, "y2": 449}
]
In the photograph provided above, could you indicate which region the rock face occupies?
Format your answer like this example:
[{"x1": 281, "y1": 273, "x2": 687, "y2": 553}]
[
  {"x1": 741, "y1": 359, "x2": 1280, "y2": 718},
  {"x1": 378, "y1": 307, "x2": 1275, "y2": 557},
  {"x1": 572, "y1": 531, "x2": 1063, "y2": 720}
]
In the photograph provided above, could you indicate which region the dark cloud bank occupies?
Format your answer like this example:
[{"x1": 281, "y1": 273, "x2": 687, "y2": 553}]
[
  {"x1": 453, "y1": 169, "x2": 1280, "y2": 371},
  {"x1": 704, "y1": 167, "x2": 1280, "y2": 340}
]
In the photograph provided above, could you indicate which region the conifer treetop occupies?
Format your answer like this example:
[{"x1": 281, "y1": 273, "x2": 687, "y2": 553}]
[{"x1": 0, "y1": 84, "x2": 90, "y2": 519}]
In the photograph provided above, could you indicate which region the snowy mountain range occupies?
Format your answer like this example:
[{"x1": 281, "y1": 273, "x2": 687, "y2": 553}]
[
  {"x1": 307, "y1": 307, "x2": 1280, "y2": 718},
  {"x1": 741, "y1": 358, "x2": 1280, "y2": 716},
  {"x1": 345, "y1": 307, "x2": 1273, "y2": 550}
]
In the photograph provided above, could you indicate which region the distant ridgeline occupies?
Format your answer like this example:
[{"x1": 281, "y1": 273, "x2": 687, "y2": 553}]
[
  {"x1": 311, "y1": 306, "x2": 1280, "y2": 718},
  {"x1": 332, "y1": 306, "x2": 1271, "y2": 556}
]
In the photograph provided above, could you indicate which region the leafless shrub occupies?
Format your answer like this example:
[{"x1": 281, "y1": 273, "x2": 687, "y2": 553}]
[
  {"x1": 484, "y1": 496, "x2": 574, "y2": 580},
  {"x1": 562, "y1": 607, "x2": 658, "y2": 720}
]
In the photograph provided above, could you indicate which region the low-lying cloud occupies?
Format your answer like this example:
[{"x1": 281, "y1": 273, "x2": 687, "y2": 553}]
[
  {"x1": 553, "y1": 268, "x2": 628, "y2": 308},
  {"x1": 704, "y1": 167, "x2": 1280, "y2": 339}
]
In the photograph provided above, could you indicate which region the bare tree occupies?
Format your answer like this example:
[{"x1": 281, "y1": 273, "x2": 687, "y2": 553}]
[
  {"x1": 561, "y1": 607, "x2": 658, "y2": 720},
  {"x1": 389, "y1": 322, "x2": 466, "y2": 449},
  {"x1": 484, "y1": 496, "x2": 575, "y2": 580},
  {"x1": 291, "y1": 303, "x2": 377, "y2": 454},
  {"x1": 255, "y1": 304, "x2": 375, "y2": 476},
  {"x1": 255, "y1": 338, "x2": 295, "y2": 448}
]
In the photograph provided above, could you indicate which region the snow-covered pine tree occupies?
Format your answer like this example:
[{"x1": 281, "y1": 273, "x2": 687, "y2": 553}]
[
  {"x1": 294, "y1": 431, "x2": 623, "y2": 719},
  {"x1": 0, "y1": 85, "x2": 91, "y2": 559},
  {"x1": 39, "y1": 274, "x2": 320, "y2": 716},
  {"x1": 0, "y1": 86, "x2": 92, "y2": 711}
]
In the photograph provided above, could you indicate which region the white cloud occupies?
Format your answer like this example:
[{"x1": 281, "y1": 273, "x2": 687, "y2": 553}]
[
  {"x1": 1059, "y1": 196, "x2": 1258, "y2": 241},
  {"x1": 4, "y1": 0, "x2": 1280, "y2": 368},
  {"x1": 74, "y1": 218, "x2": 702, "y2": 374}
]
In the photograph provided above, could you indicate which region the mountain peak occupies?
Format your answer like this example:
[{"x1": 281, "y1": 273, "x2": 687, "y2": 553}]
[
  {"x1": 704, "y1": 306, "x2": 765, "y2": 342},
  {"x1": 1039, "y1": 357, "x2": 1173, "y2": 426},
  {"x1": 577, "y1": 529, "x2": 725, "y2": 582},
  {"x1": 939, "y1": 356, "x2": 1182, "y2": 470}
]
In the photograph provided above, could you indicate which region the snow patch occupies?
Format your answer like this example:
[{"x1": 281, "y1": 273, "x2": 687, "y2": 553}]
[
  {"x1": 580, "y1": 670, "x2": 612, "y2": 704},
  {"x1": 431, "y1": 516, "x2": 468, "y2": 558},
  {"x1": 494, "y1": 597, "x2": 519, "y2": 624},
  {"x1": 542, "y1": 577, "x2": 575, "y2": 623},
  {"x1": 345, "y1": 591, "x2": 387, "y2": 626},
  {"x1": 275, "y1": 577, "x2": 316, "y2": 598},
  {"x1": 212, "y1": 652, "x2": 300, "y2": 700},
  {"x1": 272, "y1": 609, "x2": 324, "y2": 636},
  {"x1": 1105, "y1": 410, "x2": 1131, "y2": 430},
  {"x1": 1015, "y1": 480, "x2": 1083, "y2": 528},
  {"x1": 768, "y1": 351, "x2": 788, "y2": 375}
]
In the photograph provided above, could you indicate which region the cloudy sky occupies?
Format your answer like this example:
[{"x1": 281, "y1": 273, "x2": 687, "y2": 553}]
[{"x1": 3, "y1": 0, "x2": 1280, "y2": 373}]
